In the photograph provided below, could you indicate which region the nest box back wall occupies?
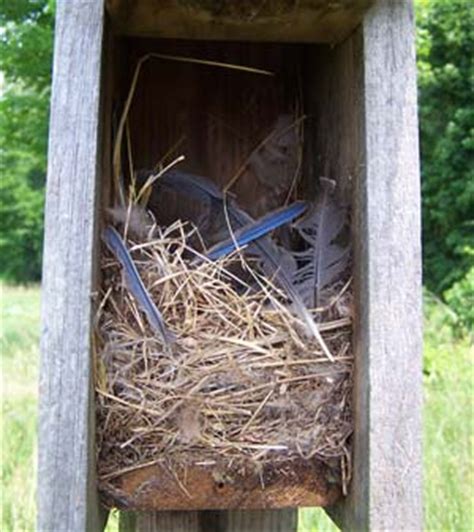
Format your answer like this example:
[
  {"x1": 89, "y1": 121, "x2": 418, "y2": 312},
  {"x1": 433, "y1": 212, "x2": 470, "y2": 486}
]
[
  {"x1": 120, "y1": 38, "x2": 300, "y2": 215},
  {"x1": 112, "y1": 36, "x2": 362, "y2": 216}
]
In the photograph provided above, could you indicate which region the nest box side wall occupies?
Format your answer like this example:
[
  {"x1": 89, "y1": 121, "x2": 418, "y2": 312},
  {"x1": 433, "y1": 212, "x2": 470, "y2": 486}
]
[
  {"x1": 329, "y1": 0, "x2": 423, "y2": 529},
  {"x1": 38, "y1": 1, "x2": 107, "y2": 530}
]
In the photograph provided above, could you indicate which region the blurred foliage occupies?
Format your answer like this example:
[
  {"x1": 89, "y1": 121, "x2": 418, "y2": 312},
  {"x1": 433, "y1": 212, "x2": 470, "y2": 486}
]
[
  {"x1": 0, "y1": 0, "x2": 472, "y2": 329},
  {"x1": 444, "y1": 266, "x2": 474, "y2": 335},
  {"x1": 421, "y1": 288, "x2": 473, "y2": 532},
  {"x1": 423, "y1": 288, "x2": 466, "y2": 378},
  {"x1": 0, "y1": 0, "x2": 54, "y2": 282},
  {"x1": 416, "y1": 0, "x2": 474, "y2": 302}
]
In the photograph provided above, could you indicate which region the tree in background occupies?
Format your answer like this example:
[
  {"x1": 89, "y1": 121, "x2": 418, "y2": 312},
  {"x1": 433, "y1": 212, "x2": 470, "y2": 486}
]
[
  {"x1": 416, "y1": 0, "x2": 474, "y2": 329},
  {"x1": 0, "y1": 0, "x2": 54, "y2": 281}
]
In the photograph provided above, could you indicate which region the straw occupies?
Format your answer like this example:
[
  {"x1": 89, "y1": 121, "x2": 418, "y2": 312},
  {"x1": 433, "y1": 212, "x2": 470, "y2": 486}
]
[{"x1": 96, "y1": 221, "x2": 353, "y2": 497}]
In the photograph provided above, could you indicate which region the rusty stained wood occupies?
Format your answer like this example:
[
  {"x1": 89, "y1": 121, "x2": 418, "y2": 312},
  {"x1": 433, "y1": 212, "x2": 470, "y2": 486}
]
[
  {"x1": 37, "y1": 0, "x2": 106, "y2": 530},
  {"x1": 105, "y1": 0, "x2": 373, "y2": 43},
  {"x1": 103, "y1": 459, "x2": 341, "y2": 512},
  {"x1": 328, "y1": 0, "x2": 423, "y2": 530}
]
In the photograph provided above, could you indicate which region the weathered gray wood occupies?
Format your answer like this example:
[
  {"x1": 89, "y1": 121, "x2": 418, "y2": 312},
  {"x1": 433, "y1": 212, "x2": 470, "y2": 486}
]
[
  {"x1": 329, "y1": 0, "x2": 423, "y2": 529},
  {"x1": 106, "y1": 0, "x2": 373, "y2": 44},
  {"x1": 37, "y1": 1, "x2": 105, "y2": 531},
  {"x1": 206, "y1": 509, "x2": 297, "y2": 532},
  {"x1": 124, "y1": 511, "x2": 200, "y2": 532},
  {"x1": 123, "y1": 509, "x2": 297, "y2": 532}
]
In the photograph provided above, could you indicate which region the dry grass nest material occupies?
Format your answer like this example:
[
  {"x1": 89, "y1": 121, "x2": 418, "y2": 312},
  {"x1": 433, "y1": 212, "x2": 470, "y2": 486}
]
[{"x1": 95, "y1": 219, "x2": 354, "y2": 496}]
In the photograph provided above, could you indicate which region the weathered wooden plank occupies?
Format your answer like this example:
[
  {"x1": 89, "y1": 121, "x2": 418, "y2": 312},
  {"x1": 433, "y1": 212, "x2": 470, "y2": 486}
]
[
  {"x1": 302, "y1": 18, "x2": 363, "y2": 203},
  {"x1": 122, "y1": 511, "x2": 200, "y2": 532},
  {"x1": 37, "y1": 1, "x2": 105, "y2": 530},
  {"x1": 122, "y1": 509, "x2": 297, "y2": 532},
  {"x1": 105, "y1": 0, "x2": 373, "y2": 44},
  {"x1": 204, "y1": 509, "x2": 298, "y2": 532},
  {"x1": 329, "y1": 0, "x2": 423, "y2": 529}
]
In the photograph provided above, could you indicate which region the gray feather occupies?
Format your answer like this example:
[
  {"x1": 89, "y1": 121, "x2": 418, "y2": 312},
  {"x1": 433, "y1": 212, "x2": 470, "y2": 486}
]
[
  {"x1": 252, "y1": 238, "x2": 334, "y2": 360},
  {"x1": 293, "y1": 178, "x2": 350, "y2": 308},
  {"x1": 248, "y1": 114, "x2": 300, "y2": 214}
]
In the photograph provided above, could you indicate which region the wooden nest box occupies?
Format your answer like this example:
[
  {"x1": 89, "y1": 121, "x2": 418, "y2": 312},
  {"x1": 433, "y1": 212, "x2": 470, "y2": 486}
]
[{"x1": 38, "y1": 1, "x2": 422, "y2": 531}]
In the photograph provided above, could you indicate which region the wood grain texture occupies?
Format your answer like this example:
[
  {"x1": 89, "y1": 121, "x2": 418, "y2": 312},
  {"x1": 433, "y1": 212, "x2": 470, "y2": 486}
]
[
  {"x1": 122, "y1": 511, "x2": 200, "y2": 532},
  {"x1": 123, "y1": 509, "x2": 297, "y2": 532},
  {"x1": 37, "y1": 1, "x2": 105, "y2": 530},
  {"x1": 119, "y1": 38, "x2": 301, "y2": 218},
  {"x1": 106, "y1": 0, "x2": 373, "y2": 44},
  {"x1": 202, "y1": 509, "x2": 298, "y2": 532},
  {"x1": 302, "y1": 22, "x2": 363, "y2": 203},
  {"x1": 329, "y1": 0, "x2": 423, "y2": 529}
]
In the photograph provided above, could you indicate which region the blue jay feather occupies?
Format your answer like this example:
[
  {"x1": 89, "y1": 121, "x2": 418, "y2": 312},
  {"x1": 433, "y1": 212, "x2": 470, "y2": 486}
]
[
  {"x1": 158, "y1": 169, "x2": 223, "y2": 202},
  {"x1": 103, "y1": 226, "x2": 175, "y2": 345},
  {"x1": 206, "y1": 201, "x2": 307, "y2": 260},
  {"x1": 161, "y1": 173, "x2": 332, "y2": 357},
  {"x1": 146, "y1": 170, "x2": 335, "y2": 358}
]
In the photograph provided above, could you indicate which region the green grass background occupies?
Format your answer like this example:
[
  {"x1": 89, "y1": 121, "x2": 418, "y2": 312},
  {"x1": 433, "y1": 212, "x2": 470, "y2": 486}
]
[{"x1": 1, "y1": 284, "x2": 472, "y2": 531}]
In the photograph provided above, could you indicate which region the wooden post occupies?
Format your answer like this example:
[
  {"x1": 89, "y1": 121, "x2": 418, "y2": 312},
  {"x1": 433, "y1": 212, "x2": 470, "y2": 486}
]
[
  {"x1": 37, "y1": 1, "x2": 105, "y2": 530},
  {"x1": 328, "y1": 0, "x2": 423, "y2": 529},
  {"x1": 120, "y1": 509, "x2": 298, "y2": 532}
]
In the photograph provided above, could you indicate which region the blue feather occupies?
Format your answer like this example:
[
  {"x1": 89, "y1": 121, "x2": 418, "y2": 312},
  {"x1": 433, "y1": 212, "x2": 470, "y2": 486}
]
[
  {"x1": 103, "y1": 226, "x2": 175, "y2": 345},
  {"x1": 207, "y1": 201, "x2": 307, "y2": 260},
  {"x1": 155, "y1": 171, "x2": 332, "y2": 357}
]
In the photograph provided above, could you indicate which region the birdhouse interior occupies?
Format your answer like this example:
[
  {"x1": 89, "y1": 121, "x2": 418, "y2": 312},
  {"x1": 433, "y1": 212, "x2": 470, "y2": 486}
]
[{"x1": 96, "y1": 34, "x2": 361, "y2": 511}]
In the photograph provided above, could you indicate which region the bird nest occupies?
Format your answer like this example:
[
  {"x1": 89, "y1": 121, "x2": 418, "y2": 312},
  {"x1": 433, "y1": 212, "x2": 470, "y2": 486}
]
[{"x1": 95, "y1": 218, "x2": 354, "y2": 503}]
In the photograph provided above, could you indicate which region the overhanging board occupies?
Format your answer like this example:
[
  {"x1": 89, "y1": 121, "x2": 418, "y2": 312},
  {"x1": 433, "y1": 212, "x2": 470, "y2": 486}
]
[{"x1": 105, "y1": 0, "x2": 373, "y2": 43}]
